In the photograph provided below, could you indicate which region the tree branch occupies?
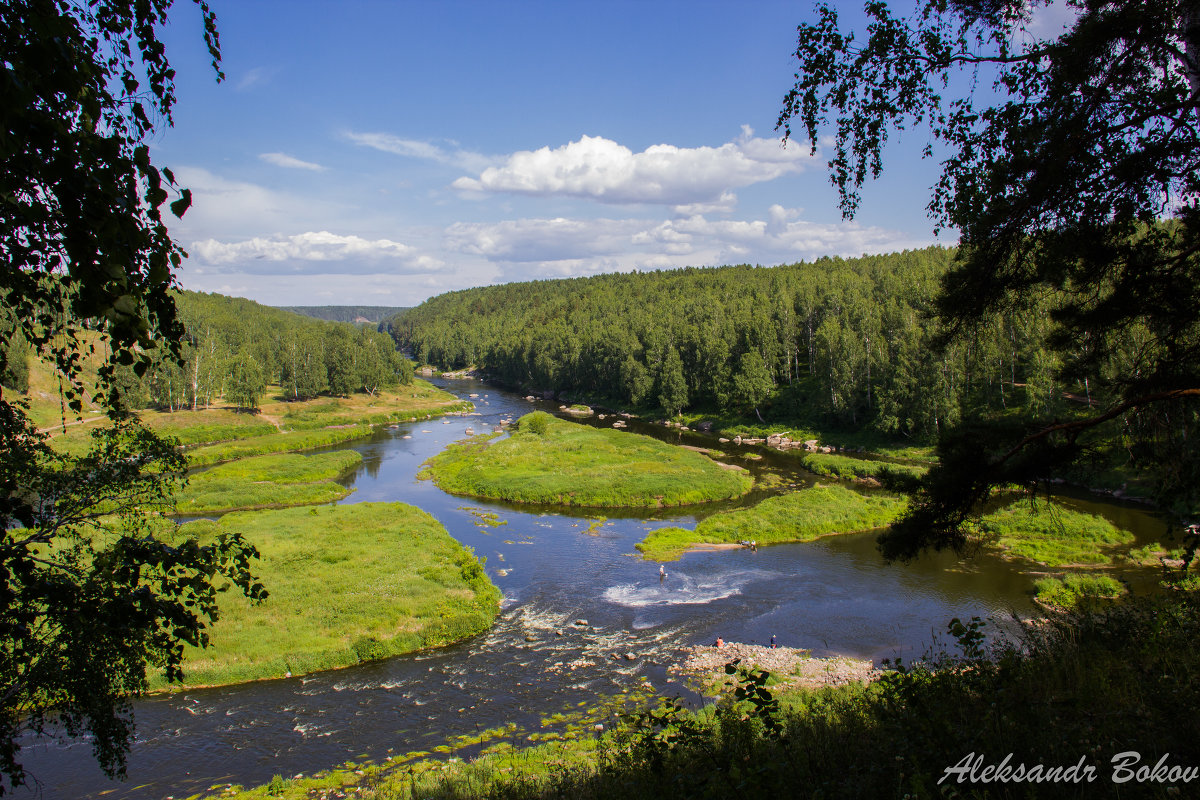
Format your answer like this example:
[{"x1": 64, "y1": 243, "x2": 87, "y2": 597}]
[{"x1": 996, "y1": 388, "x2": 1200, "y2": 466}]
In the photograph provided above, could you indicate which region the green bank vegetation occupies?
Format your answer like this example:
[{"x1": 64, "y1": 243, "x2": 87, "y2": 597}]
[
  {"x1": 795, "y1": 451, "x2": 928, "y2": 490},
  {"x1": 174, "y1": 451, "x2": 362, "y2": 515},
  {"x1": 422, "y1": 411, "x2": 753, "y2": 508},
  {"x1": 158, "y1": 503, "x2": 499, "y2": 689},
  {"x1": 1034, "y1": 573, "x2": 1127, "y2": 610},
  {"x1": 210, "y1": 594, "x2": 1200, "y2": 800},
  {"x1": 637, "y1": 484, "x2": 905, "y2": 561},
  {"x1": 975, "y1": 500, "x2": 1135, "y2": 566}
]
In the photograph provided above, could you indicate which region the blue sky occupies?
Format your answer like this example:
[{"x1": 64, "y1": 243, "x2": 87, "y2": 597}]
[{"x1": 154, "y1": 1, "x2": 990, "y2": 307}]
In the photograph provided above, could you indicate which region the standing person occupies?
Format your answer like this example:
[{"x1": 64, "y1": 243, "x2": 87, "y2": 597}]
[
  {"x1": 715, "y1": 636, "x2": 724, "y2": 648},
  {"x1": 770, "y1": 633, "x2": 777, "y2": 649},
  {"x1": 659, "y1": 564, "x2": 666, "y2": 581}
]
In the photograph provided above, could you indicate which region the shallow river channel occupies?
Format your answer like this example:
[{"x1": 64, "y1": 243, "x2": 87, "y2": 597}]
[{"x1": 22, "y1": 378, "x2": 1168, "y2": 799}]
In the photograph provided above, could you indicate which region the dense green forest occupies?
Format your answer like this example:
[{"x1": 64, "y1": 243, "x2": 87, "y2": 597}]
[
  {"x1": 118, "y1": 292, "x2": 414, "y2": 411},
  {"x1": 389, "y1": 247, "x2": 1065, "y2": 438},
  {"x1": 278, "y1": 305, "x2": 408, "y2": 324}
]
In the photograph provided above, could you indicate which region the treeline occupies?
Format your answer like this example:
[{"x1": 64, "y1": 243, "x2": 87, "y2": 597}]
[
  {"x1": 277, "y1": 305, "x2": 408, "y2": 324},
  {"x1": 119, "y1": 291, "x2": 414, "y2": 411},
  {"x1": 389, "y1": 247, "x2": 1068, "y2": 437}
]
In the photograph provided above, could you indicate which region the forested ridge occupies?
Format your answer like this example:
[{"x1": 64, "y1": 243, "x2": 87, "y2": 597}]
[
  {"x1": 390, "y1": 247, "x2": 1065, "y2": 438},
  {"x1": 112, "y1": 291, "x2": 414, "y2": 411},
  {"x1": 277, "y1": 305, "x2": 408, "y2": 324}
]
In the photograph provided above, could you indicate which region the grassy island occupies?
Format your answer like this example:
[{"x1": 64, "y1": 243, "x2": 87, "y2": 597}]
[
  {"x1": 637, "y1": 484, "x2": 905, "y2": 561},
  {"x1": 173, "y1": 451, "x2": 362, "y2": 515},
  {"x1": 975, "y1": 500, "x2": 1135, "y2": 566},
  {"x1": 157, "y1": 503, "x2": 500, "y2": 689},
  {"x1": 421, "y1": 411, "x2": 753, "y2": 508}
]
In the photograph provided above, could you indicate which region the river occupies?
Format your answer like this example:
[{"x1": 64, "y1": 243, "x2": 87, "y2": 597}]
[{"x1": 18, "y1": 377, "x2": 1168, "y2": 799}]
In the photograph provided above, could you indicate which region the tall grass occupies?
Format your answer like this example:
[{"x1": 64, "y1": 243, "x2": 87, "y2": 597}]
[
  {"x1": 422, "y1": 412, "x2": 753, "y2": 508},
  {"x1": 637, "y1": 484, "x2": 906, "y2": 561},
  {"x1": 797, "y1": 451, "x2": 928, "y2": 490},
  {"x1": 173, "y1": 451, "x2": 362, "y2": 515},
  {"x1": 156, "y1": 503, "x2": 500, "y2": 689},
  {"x1": 976, "y1": 500, "x2": 1135, "y2": 566},
  {"x1": 185, "y1": 426, "x2": 374, "y2": 467}
]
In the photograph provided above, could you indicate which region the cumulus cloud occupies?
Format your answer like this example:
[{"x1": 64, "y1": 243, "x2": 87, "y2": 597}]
[
  {"x1": 346, "y1": 131, "x2": 495, "y2": 172},
  {"x1": 259, "y1": 152, "x2": 326, "y2": 171},
  {"x1": 450, "y1": 127, "x2": 817, "y2": 207},
  {"x1": 189, "y1": 231, "x2": 444, "y2": 275},
  {"x1": 443, "y1": 207, "x2": 933, "y2": 280}
]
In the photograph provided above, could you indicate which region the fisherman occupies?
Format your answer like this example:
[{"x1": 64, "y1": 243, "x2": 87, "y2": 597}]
[
  {"x1": 659, "y1": 564, "x2": 667, "y2": 581},
  {"x1": 770, "y1": 633, "x2": 777, "y2": 649}
]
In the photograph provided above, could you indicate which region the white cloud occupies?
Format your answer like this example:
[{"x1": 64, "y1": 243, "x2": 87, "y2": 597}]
[
  {"x1": 345, "y1": 131, "x2": 495, "y2": 172},
  {"x1": 450, "y1": 128, "x2": 817, "y2": 207},
  {"x1": 259, "y1": 152, "x2": 326, "y2": 171},
  {"x1": 168, "y1": 167, "x2": 344, "y2": 241},
  {"x1": 189, "y1": 231, "x2": 444, "y2": 275},
  {"x1": 444, "y1": 208, "x2": 934, "y2": 280},
  {"x1": 235, "y1": 66, "x2": 279, "y2": 91}
]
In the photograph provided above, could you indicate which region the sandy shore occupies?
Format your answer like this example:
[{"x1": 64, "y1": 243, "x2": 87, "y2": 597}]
[{"x1": 670, "y1": 641, "x2": 880, "y2": 691}]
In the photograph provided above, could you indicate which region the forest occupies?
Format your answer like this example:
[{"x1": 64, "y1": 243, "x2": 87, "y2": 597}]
[
  {"x1": 278, "y1": 305, "x2": 408, "y2": 324},
  {"x1": 1, "y1": 291, "x2": 415, "y2": 414},
  {"x1": 390, "y1": 246, "x2": 1066, "y2": 438}
]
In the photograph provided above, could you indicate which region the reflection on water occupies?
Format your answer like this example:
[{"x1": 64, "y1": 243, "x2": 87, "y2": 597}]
[{"x1": 21, "y1": 377, "x2": 1170, "y2": 800}]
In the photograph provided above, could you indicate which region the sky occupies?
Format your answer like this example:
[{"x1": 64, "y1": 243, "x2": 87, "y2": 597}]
[{"x1": 150, "y1": 1, "x2": 1058, "y2": 307}]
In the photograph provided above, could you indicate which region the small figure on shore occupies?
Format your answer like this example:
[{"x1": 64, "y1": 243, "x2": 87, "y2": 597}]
[
  {"x1": 751, "y1": 540, "x2": 758, "y2": 552},
  {"x1": 770, "y1": 633, "x2": 777, "y2": 649},
  {"x1": 715, "y1": 636, "x2": 724, "y2": 648}
]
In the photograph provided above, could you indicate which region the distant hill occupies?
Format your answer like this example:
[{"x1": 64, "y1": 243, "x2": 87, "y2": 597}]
[{"x1": 277, "y1": 306, "x2": 408, "y2": 324}]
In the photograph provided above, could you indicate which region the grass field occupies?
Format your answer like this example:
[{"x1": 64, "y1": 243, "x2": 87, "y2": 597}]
[
  {"x1": 184, "y1": 425, "x2": 374, "y2": 467},
  {"x1": 637, "y1": 484, "x2": 906, "y2": 561},
  {"x1": 1034, "y1": 573, "x2": 1127, "y2": 609},
  {"x1": 173, "y1": 451, "x2": 362, "y2": 515},
  {"x1": 795, "y1": 452, "x2": 928, "y2": 490},
  {"x1": 422, "y1": 411, "x2": 753, "y2": 508},
  {"x1": 975, "y1": 500, "x2": 1135, "y2": 566},
  {"x1": 156, "y1": 503, "x2": 500, "y2": 689}
]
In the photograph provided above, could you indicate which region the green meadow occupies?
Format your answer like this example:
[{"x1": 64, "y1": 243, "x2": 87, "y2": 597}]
[
  {"x1": 173, "y1": 451, "x2": 362, "y2": 515},
  {"x1": 1034, "y1": 573, "x2": 1127, "y2": 609},
  {"x1": 184, "y1": 425, "x2": 374, "y2": 467},
  {"x1": 637, "y1": 484, "x2": 906, "y2": 561},
  {"x1": 975, "y1": 500, "x2": 1135, "y2": 566},
  {"x1": 796, "y1": 451, "x2": 928, "y2": 490},
  {"x1": 422, "y1": 411, "x2": 753, "y2": 508},
  {"x1": 157, "y1": 503, "x2": 500, "y2": 689}
]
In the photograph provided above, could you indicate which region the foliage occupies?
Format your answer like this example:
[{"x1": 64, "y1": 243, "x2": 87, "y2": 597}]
[
  {"x1": 393, "y1": 248, "x2": 1051, "y2": 438},
  {"x1": 422, "y1": 413, "x2": 753, "y2": 508},
  {"x1": 162, "y1": 503, "x2": 499, "y2": 688},
  {"x1": 0, "y1": 0, "x2": 221, "y2": 410},
  {"x1": 281, "y1": 305, "x2": 408, "y2": 324},
  {"x1": 636, "y1": 484, "x2": 905, "y2": 561},
  {"x1": 0, "y1": 1, "x2": 273, "y2": 790},
  {"x1": 775, "y1": 0, "x2": 1200, "y2": 556},
  {"x1": 226, "y1": 350, "x2": 266, "y2": 411},
  {"x1": 1035, "y1": 573, "x2": 1127, "y2": 610},
  {"x1": 0, "y1": 409, "x2": 265, "y2": 790}
]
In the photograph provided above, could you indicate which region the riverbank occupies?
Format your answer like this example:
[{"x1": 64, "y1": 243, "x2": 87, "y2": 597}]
[
  {"x1": 154, "y1": 503, "x2": 500, "y2": 690},
  {"x1": 421, "y1": 411, "x2": 753, "y2": 508},
  {"x1": 637, "y1": 484, "x2": 905, "y2": 561},
  {"x1": 669, "y1": 641, "x2": 879, "y2": 692}
]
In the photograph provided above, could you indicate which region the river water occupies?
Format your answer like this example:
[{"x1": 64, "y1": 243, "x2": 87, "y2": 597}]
[{"x1": 20, "y1": 378, "x2": 1168, "y2": 799}]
